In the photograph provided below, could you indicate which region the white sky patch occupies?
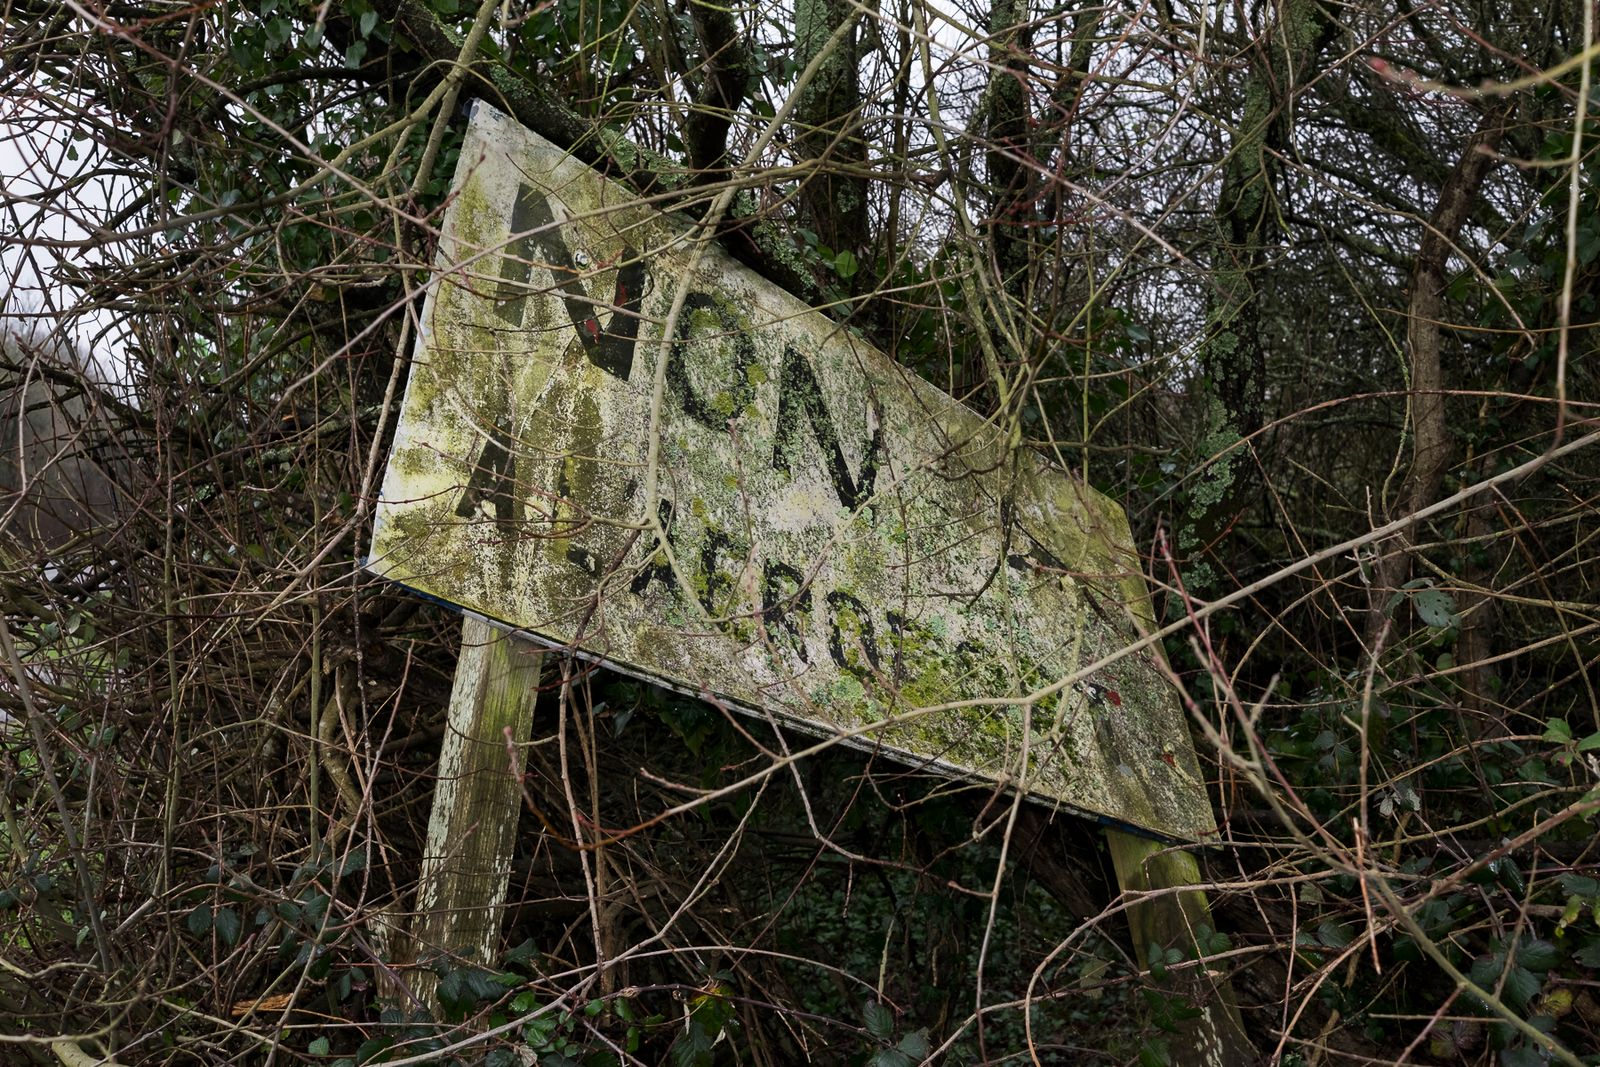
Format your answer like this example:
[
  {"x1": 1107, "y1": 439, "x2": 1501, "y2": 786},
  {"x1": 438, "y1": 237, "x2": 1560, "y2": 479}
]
[{"x1": 1, "y1": 92, "x2": 136, "y2": 383}]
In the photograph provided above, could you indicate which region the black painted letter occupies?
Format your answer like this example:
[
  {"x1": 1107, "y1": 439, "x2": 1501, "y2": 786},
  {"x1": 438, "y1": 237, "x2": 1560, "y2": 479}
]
[
  {"x1": 497, "y1": 182, "x2": 647, "y2": 381},
  {"x1": 772, "y1": 344, "x2": 882, "y2": 509},
  {"x1": 667, "y1": 291, "x2": 756, "y2": 429}
]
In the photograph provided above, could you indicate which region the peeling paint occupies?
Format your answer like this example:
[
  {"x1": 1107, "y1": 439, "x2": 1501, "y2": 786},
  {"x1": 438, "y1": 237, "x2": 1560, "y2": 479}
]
[{"x1": 369, "y1": 102, "x2": 1216, "y2": 841}]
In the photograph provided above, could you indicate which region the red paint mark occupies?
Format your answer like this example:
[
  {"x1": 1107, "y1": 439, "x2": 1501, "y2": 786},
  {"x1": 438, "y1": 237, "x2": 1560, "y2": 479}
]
[
  {"x1": 583, "y1": 318, "x2": 601, "y2": 341},
  {"x1": 1106, "y1": 689, "x2": 1122, "y2": 707},
  {"x1": 1160, "y1": 752, "x2": 1176, "y2": 767}
]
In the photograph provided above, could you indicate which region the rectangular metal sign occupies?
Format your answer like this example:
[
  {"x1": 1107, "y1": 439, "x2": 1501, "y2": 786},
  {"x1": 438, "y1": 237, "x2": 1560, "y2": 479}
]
[{"x1": 368, "y1": 101, "x2": 1215, "y2": 840}]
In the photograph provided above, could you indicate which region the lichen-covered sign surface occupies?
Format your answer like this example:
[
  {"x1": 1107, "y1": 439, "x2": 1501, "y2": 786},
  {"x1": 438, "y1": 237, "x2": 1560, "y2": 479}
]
[{"x1": 368, "y1": 101, "x2": 1215, "y2": 841}]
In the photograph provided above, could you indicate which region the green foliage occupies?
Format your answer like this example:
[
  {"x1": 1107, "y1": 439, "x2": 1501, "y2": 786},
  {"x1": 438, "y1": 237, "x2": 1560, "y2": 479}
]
[{"x1": 7, "y1": 0, "x2": 1600, "y2": 1062}]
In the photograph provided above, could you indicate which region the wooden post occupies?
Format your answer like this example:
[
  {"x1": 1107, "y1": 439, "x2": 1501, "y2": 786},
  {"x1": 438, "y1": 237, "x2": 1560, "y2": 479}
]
[
  {"x1": 405, "y1": 615, "x2": 542, "y2": 1007},
  {"x1": 1106, "y1": 830, "x2": 1255, "y2": 1067}
]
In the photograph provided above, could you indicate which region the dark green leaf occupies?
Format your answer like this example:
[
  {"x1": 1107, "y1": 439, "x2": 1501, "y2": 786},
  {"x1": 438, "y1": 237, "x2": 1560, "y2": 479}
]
[
  {"x1": 863, "y1": 998, "x2": 894, "y2": 1039},
  {"x1": 1316, "y1": 921, "x2": 1353, "y2": 949},
  {"x1": 1501, "y1": 1046, "x2": 1544, "y2": 1067},
  {"x1": 868, "y1": 1051, "x2": 914, "y2": 1067},
  {"x1": 1138, "y1": 1037, "x2": 1172, "y2": 1067},
  {"x1": 1495, "y1": 858, "x2": 1526, "y2": 894},
  {"x1": 1517, "y1": 939, "x2": 1561, "y2": 971},
  {"x1": 1562, "y1": 874, "x2": 1600, "y2": 897},
  {"x1": 505, "y1": 938, "x2": 538, "y2": 965},
  {"x1": 214, "y1": 907, "x2": 241, "y2": 946},
  {"x1": 1469, "y1": 954, "x2": 1503, "y2": 989},
  {"x1": 1503, "y1": 965, "x2": 1542, "y2": 1010},
  {"x1": 896, "y1": 1029, "x2": 931, "y2": 1058},
  {"x1": 187, "y1": 903, "x2": 214, "y2": 937},
  {"x1": 668, "y1": 1024, "x2": 713, "y2": 1067},
  {"x1": 355, "y1": 1037, "x2": 391, "y2": 1064},
  {"x1": 437, "y1": 967, "x2": 474, "y2": 1013},
  {"x1": 1543, "y1": 719, "x2": 1574, "y2": 744}
]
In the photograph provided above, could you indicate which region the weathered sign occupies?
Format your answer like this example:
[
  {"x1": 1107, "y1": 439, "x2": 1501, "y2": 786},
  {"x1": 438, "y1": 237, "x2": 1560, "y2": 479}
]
[{"x1": 368, "y1": 101, "x2": 1215, "y2": 840}]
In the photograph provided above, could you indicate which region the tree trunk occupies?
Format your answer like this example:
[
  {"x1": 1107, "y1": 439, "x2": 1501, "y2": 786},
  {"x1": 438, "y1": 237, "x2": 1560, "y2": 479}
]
[
  {"x1": 684, "y1": 0, "x2": 750, "y2": 184},
  {"x1": 1367, "y1": 110, "x2": 1508, "y2": 656},
  {"x1": 983, "y1": 0, "x2": 1034, "y2": 299},
  {"x1": 1185, "y1": 0, "x2": 1330, "y2": 583},
  {"x1": 794, "y1": 0, "x2": 870, "y2": 259}
]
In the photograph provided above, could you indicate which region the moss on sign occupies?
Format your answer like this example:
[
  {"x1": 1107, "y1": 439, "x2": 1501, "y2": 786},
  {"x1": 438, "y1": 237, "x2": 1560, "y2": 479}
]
[{"x1": 369, "y1": 101, "x2": 1216, "y2": 841}]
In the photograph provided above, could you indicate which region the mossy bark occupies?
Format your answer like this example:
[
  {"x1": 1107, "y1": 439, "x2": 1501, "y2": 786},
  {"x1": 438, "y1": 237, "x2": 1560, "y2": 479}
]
[
  {"x1": 1185, "y1": 0, "x2": 1331, "y2": 585},
  {"x1": 794, "y1": 0, "x2": 869, "y2": 258},
  {"x1": 982, "y1": 0, "x2": 1034, "y2": 300}
]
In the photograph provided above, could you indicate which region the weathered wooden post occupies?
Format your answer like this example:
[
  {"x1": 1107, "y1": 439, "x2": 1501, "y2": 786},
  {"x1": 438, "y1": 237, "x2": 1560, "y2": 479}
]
[
  {"x1": 367, "y1": 100, "x2": 1254, "y2": 1064},
  {"x1": 1108, "y1": 831, "x2": 1253, "y2": 1065},
  {"x1": 404, "y1": 615, "x2": 541, "y2": 1006}
]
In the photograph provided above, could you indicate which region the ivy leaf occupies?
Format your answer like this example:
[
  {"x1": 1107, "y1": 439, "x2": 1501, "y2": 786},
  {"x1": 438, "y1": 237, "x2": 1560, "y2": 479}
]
[
  {"x1": 1412, "y1": 587, "x2": 1460, "y2": 628},
  {"x1": 186, "y1": 903, "x2": 214, "y2": 937}
]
